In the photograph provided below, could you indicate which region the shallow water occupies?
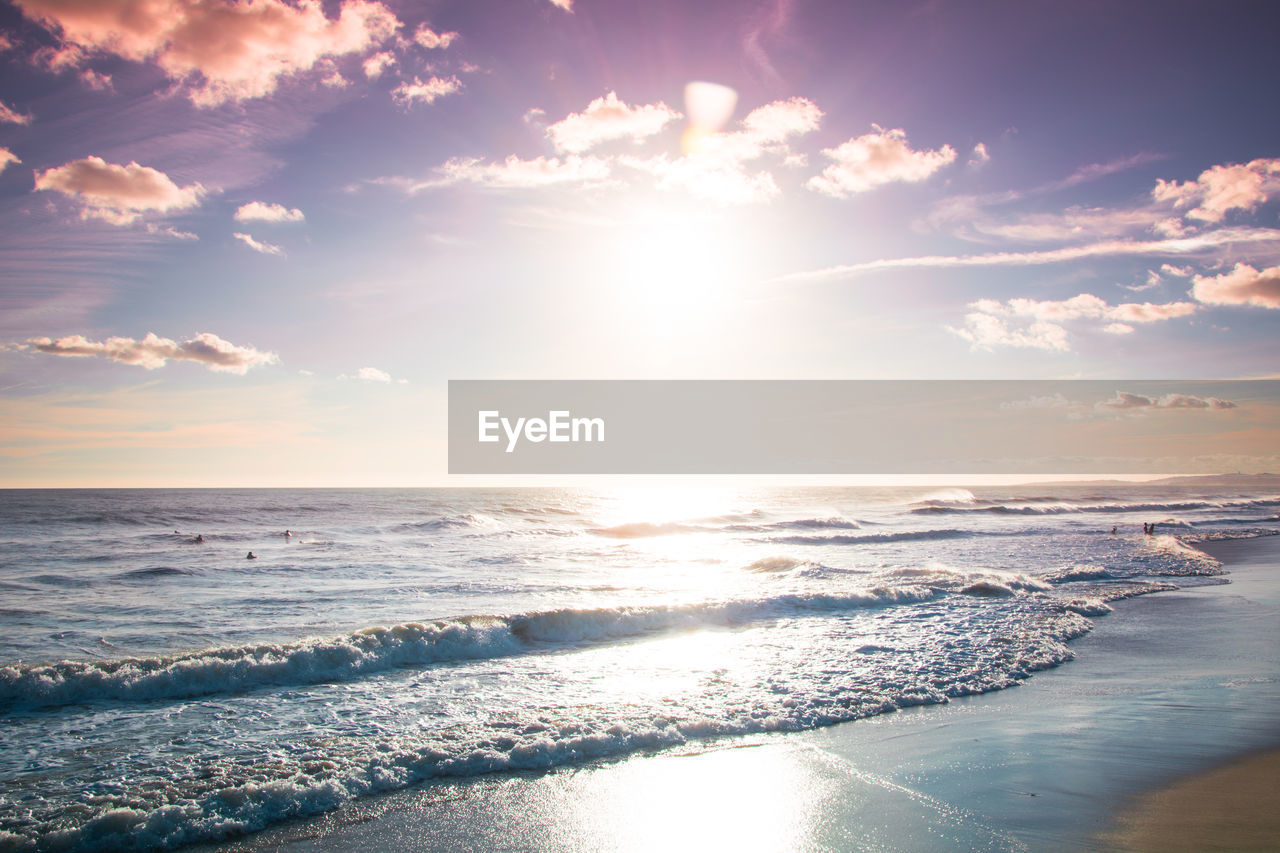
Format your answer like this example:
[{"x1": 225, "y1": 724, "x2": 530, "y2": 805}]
[{"x1": 0, "y1": 483, "x2": 1276, "y2": 851}]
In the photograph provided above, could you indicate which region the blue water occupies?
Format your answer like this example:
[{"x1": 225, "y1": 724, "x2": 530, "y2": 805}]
[{"x1": 0, "y1": 481, "x2": 1277, "y2": 851}]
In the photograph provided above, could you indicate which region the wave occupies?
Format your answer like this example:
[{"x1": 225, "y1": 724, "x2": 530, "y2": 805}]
[
  {"x1": 0, "y1": 587, "x2": 940, "y2": 712},
  {"x1": 2, "y1": 608, "x2": 1096, "y2": 853},
  {"x1": 728, "y1": 517, "x2": 862, "y2": 533},
  {"x1": 589, "y1": 521, "x2": 708, "y2": 538},
  {"x1": 911, "y1": 496, "x2": 1280, "y2": 516},
  {"x1": 771, "y1": 528, "x2": 972, "y2": 546}
]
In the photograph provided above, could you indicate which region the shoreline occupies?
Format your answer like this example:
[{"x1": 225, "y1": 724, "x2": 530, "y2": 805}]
[{"x1": 205, "y1": 533, "x2": 1280, "y2": 852}]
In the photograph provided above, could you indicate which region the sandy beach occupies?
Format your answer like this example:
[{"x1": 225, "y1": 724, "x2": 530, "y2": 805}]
[{"x1": 191, "y1": 534, "x2": 1280, "y2": 852}]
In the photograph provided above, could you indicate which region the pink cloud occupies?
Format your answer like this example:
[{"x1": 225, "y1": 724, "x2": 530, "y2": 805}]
[
  {"x1": 26, "y1": 332, "x2": 278, "y2": 374},
  {"x1": 34, "y1": 156, "x2": 204, "y2": 225},
  {"x1": 1152, "y1": 158, "x2": 1280, "y2": 223},
  {"x1": 808, "y1": 125, "x2": 957, "y2": 198},
  {"x1": 1191, "y1": 263, "x2": 1280, "y2": 309},
  {"x1": 951, "y1": 293, "x2": 1196, "y2": 352},
  {"x1": 1098, "y1": 391, "x2": 1236, "y2": 411},
  {"x1": 0, "y1": 100, "x2": 32, "y2": 125},
  {"x1": 16, "y1": 0, "x2": 399, "y2": 106},
  {"x1": 0, "y1": 148, "x2": 19, "y2": 175},
  {"x1": 547, "y1": 91, "x2": 681, "y2": 154},
  {"x1": 362, "y1": 50, "x2": 394, "y2": 79},
  {"x1": 546, "y1": 0, "x2": 573, "y2": 10},
  {"x1": 392, "y1": 75, "x2": 461, "y2": 107}
]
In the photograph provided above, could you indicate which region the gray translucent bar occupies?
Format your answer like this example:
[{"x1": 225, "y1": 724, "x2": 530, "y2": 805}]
[{"x1": 448, "y1": 380, "x2": 1279, "y2": 475}]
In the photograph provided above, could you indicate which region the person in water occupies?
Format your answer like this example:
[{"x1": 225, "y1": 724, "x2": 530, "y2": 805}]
[
  {"x1": 195, "y1": 534, "x2": 204, "y2": 543},
  {"x1": 247, "y1": 551, "x2": 257, "y2": 559},
  {"x1": 1111, "y1": 526, "x2": 1117, "y2": 535},
  {"x1": 284, "y1": 529, "x2": 291, "y2": 539}
]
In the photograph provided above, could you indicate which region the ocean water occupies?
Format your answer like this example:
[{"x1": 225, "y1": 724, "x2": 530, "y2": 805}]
[{"x1": 0, "y1": 482, "x2": 1277, "y2": 852}]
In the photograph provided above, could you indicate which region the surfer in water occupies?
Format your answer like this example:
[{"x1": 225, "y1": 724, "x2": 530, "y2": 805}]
[
  {"x1": 246, "y1": 551, "x2": 257, "y2": 559},
  {"x1": 195, "y1": 534, "x2": 204, "y2": 543}
]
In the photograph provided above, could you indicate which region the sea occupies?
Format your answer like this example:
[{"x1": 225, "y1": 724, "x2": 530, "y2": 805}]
[{"x1": 1, "y1": 480, "x2": 1278, "y2": 852}]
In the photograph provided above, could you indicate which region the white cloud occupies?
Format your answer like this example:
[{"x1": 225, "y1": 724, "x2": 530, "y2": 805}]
[
  {"x1": 547, "y1": 91, "x2": 681, "y2": 154},
  {"x1": 807, "y1": 125, "x2": 957, "y2": 198},
  {"x1": 1098, "y1": 391, "x2": 1236, "y2": 411},
  {"x1": 778, "y1": 228, "x2": 1280, "y2": 283},
  {"x1": 426, "y1": 155, "x2": 612, "y2": 190},
  {"x1": 950, "y1": 313, "x2": 1070, "y2": 352},
  {"x1": 619, "y1": 154, "x2": 780, "y2": 206},
  {"x1": 413, "y1": 25, "x2": 457, "y2": 49},
  {"x1": 233, "y1": 232, "x2": 285, "y2": 256},
  {"x1": 356, "y1": 366, "x2": 390, "y2": 382},
  {"x1": 234, "y1": 201, "x2": 304, "y2": 223},
  {"x1": 1191, "y1": 263, "x2": 1280, "y2": 309},
  {"x1": 27, "y1": 332, "x2": 278, "y2": 374},
  {"x1": 392, "y1": 75, "x2": 461, "y2": 107},
  {"x1": 34, "y1": 156, "x2": 204, "y2": 225},
  {"x1": 362, "y1": 50, "x2": 394, "y2": 78},
  {"x1": 0, "y1": 100, "x2": 31, "y2": 125},
  {"x1": 951, "y1": 293, "x2": 1196, "y2": 352},
  {"x1": 16, "y1": 0, "x2": 400, "y2": 106},
  {"x1": 145, "y1": 223, "x2": 198, "y2": 240},
  {"x1": 969, "y1": 142, "x2": 989, "y2": 166},
  {"x1": 546, "y1": 0, "x2": 573, "y2": 10},
  {"x1": 0, "y1": 148, "x2": 19, "y2": 175},
  {"x1": 1152, "y1": 158, "x2": 1280, "y2": 223}
]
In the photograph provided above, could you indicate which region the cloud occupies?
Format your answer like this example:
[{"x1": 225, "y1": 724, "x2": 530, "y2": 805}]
[
  {"x1": 78, "y1": 68, "x2": 112, "y2": 90},
  {"x1": 15, "y1": 0, "x2": 399, "y2": 106},
  {"x1": 418, "y1": 155, "x2": 613, "y2": 190},
  {"x1": 807, "y1": 125, "x2": 956, "y2": 198},
  {"x1": 0, "y1": 100, "x2": 32, "y2": 125},
  {"x1": 779, "y1": 227, "x2": 1280, "y2": 283},
  {"x1": 1152, "y1": 158, "x2": 1280, "y2": 223},
  {"x1": 969, "y1": 142, "x2": 989, "y2": 166},
  {"x1": 1000, "y1": 393, "x2": 1070, "y2": 410},
  {"x1": 619, "y1": 96, "x2": 821, "y2": 206},
  {"x1": 234, "y1": 201, "x2": 304, "y2": 223},
  {"x1": 392, "y1": 75, "x2": 461, "y2": 107},
  {"x1": 413, "y1": 24, "x2": 457, "y2": 49},
  {"x1": 362, "y1": 50, "x2": 394, "y2": 78},
  {"x1": 951, "y1": 293, "x2": 1196, "y2": 352},
  {"x1": 0, "y1": 148, "x2": 19, "y2": 175},
  {"x1": 1191, "y1": 263, "x2": 1280, "y2": 309},
  {"x1": 546, "y1": 0, "x2": 573, "y2": 10},
  {"x1": 547, "y1": 91, "x2": 681, "y2": 154},
  {"x1": 619, "y1": 154, "x2": 780, "y2": 205},
  {"x1": 145, "y1": 223, "x2": 198, "y2": 240},
  {"x1": 26, "y1": 331, "x2": 278, "y2": 374},
  {"x1": 950, "y1": 314, "x2": 1070, "y2": 352},
  {"x1": 34, "y1": 156, "x2": 205, "y2": 225},
  {"x1": 233, "y1": 232, "x2": 285, "y2": 256},
  {"x1": 1098, "y1": 391, "x2": 1236, "y2": 411},
  {"x1": 357, "y1": 366, "x2": 390, "y2": 382}
]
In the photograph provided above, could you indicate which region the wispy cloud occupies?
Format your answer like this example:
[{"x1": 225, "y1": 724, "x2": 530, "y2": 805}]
[
  {"x1": 807, "y1": 125, "x2": 956, "y2": 198},
  {"x1": 234, "y1": 201, "x2": 305, "y2": 223},
  {"x1": 403, "y1": 155, "x2": 613, "y2": 191},
  {"x1": 392, "y1": 75, "x2": 461, "y2": 107},
  {"x1": 34, "y1": 157, "x2": 205, "y2": 225},
  {"x1": 0, "y1": 148, "x2": 19, "y2": 175},
  {"x1": 25, "y1": 332, "x2": 278, "y2": 374},
  {"x1": 545, "y1": 0, "x2": 573, "y2": 11},
  {"x1": 233, "y1": 232, "x2": 286, "y2": 256},
  {"x1": 0, "y1": 100, "x2": 31, "y2": 125},
  {"x1": 778, "y1": 228, "x2": 1280, "y2": 283},
  {"x1": 16, "y1": 0, "x2": 400, "y2": 106}
]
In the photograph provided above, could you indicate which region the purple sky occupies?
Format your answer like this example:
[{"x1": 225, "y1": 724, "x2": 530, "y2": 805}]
[{"x1": 0, "y1": 0, "x2": 1278, "y2": 485}]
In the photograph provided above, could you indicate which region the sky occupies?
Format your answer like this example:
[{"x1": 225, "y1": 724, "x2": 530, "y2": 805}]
[{"x1": 0, "y1": 0, "x2": 1278, "y2": 486}]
